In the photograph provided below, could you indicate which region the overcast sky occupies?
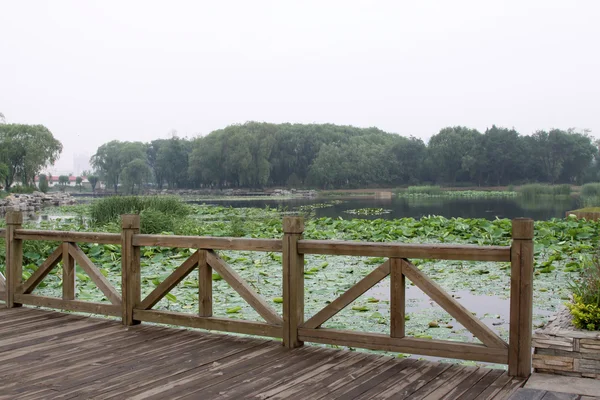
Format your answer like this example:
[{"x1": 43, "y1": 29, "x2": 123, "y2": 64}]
[{"x1": 1, "y1": 0, "x2": 599, "y2": 173}]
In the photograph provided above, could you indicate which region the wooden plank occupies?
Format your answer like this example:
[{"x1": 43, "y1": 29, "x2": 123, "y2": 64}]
[
  {"x1": 139, "y1": 251, "x2": 199, "y2": 310},
  {"x1": 506, "y1": 389, "x2": 547, "y2": 400},
  {"x1": 5, "y1": 211, "x2": 23, "y2": 308},
  {"x1": 133, "y1": 234, "x2": 282, "y2": 252},
  {"x1": 133, "y1": 309, "x2": 282, "y2": 338},
  {"x1": 23, "y1": 332, "x2": 246, "y2": 398},
  {"x1": 390, "y1": 258, "x2": 405, "y2": 338},
  {"x1": 333, "y1": 359, "x2": 420, "y2": 400},
  {"x1": 232, "y1": 350, "x2": 356, "y2": 400},
  {"x1": 197, "y1": 250, "x2": 212, "y2": 317},
  {"x1": 496, "y1": 377, "x2": 528, "y2": 399},
  {"x1": 302, "y1": 260, "x2": 390, "y2": 330},
  {"x1": 122, "y1": 214, "x2": 141, "y2": 325},
  {"x1": 207, "y1": 250, "x2": 283, "y2": 325},
  {"x1": 354, "y1": 361, "x2": 452, "y2": 399},
  {"x1": 451, "y1": 368, "x2": 504, "y2": 399},
  {"x1": 68, "y1": 243, "x2": 122, "y2": 305},
  {"x1": 473, "y1": 373, "x2": 513, "y2": 400},
  {"x1": 298, "y1": 240, "x2": 511, "y2": 261},
  {"x1": 0, "y1": 271, "x2": 5, "y2": 292},
  {"x1": 298, "y1": 328, "x2": 508, "y2": 363},
  {"x1": 14, "y1": 229, "x2": 121, "y2": 244},
  {"x1": 62, "y1": 242, "x2": 75, "y2": 300},
  {"x1": 276, "y1": 354, "x2": 392, "y2": 400},
  {"x1": 402, "y1": 260, "x2": 508, "y2": 349},
  {"x1": 409, "y1": 364, "x2": 468, "y2": 399},
  {"x1": 18, "y1": 245, "x2": 62, "y2": 294},
  {"x1": 111, "y1": 343, "x2": 285, "y2": 399},
  {"x1": 0, "y1": 228, "x2": 5, "y2": 238},
  {"x1": 14, "y1": 294, "x2": 121, "y2": 316},
  {"x1": 282, "y1": 217, "x2": 305, "y2": 348},
  {"x1": 86, "y1": 340, "x2": 282, "y2": 399},
  {"x1": 178, "y1": 347, "x2": 326, "y2": 399},
  {"x1": 509, "y1": 218, "x2": 534, "y2": 378}
]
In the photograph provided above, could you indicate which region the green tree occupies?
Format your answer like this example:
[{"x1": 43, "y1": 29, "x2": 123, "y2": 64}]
[
  {"x1": 91, "y1": 141, "x2": 147, "y2": 193},
  {"x1": 122, "y1": 159, "x2": 150, "y2": 194},
  {"x1": 58, "y1": 175, "x2": 69, "y2": 190},
  {"x1": 88, "y1": 175, "x2": 99, "y2": 194},
  {"x1": 428, "y1": 126, "x2": 483, "y2": 184},
  {"x1": 75, "y1": 176, "x2": 83, "y2": 191},
  {"x1": 38, "y1": 174, "x2": 49, "y2": 193},
  {"x1": 0, "y1": 124, "x2": 63, "y2": 190}
]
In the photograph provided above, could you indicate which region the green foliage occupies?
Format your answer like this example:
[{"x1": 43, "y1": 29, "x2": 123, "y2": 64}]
[
  {"x1": 38, "y1": 174, "x2": 49, "y2": 193},
  {"x1": 88, "y1": 123, "x2": 598, "y2": 190},
  {"x1": 139, "y1": 209, "x2": 175, "y2": 234},
  {"x1": 566, "y1": 296, "x2": 600, "y2": 330},
  {"x1": 406, "y1": 186, "x2": 442, "y2": 195},
  {"x1": 582, "y1": 183, "x2": 600, "y2": 198},
  {"x1": 0, "y1": 124, "x2": 62, "y2": 190},
  {"x1": 519, "y1": 184, "x2": 571, "y2": 199},
  {"x1": 87, "y1": 175, "x2": 99, "y2": 193},
  {"x1": 90, "y1": 196, "x2": 190, "y2": 226},
  {"x1": 9, "y1": 185, "x2": 36, "y2": 194}
]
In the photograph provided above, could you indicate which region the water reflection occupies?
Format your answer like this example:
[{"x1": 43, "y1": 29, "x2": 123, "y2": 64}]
[{"x1": 192, "y1": 195, "x2": 582, "y2": 221}]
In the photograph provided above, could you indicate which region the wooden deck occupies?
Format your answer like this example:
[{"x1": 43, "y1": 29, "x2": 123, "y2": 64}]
[{"x1": 0, "y1": 307, "x2": 527, "y2": 400}]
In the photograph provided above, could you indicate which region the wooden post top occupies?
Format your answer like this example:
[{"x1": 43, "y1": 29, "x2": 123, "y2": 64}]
[
  {"x1": 283, "y1": 217, "x2": 304, "y2": 234},
  {"x1": 512, "y1": 218, "x2": 534, "y2": 240},
  {"x1": 6, "y1": 211, "x2": 23, "y2": 225},
  {"x1": 121, "y1": 214, "x2": 140, "y2": 230}
]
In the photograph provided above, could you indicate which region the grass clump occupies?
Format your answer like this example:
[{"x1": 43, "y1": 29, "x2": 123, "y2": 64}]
[
  {"x1": 405, "y1": 185, "x2": 442, "y2": 196},
  {"x1": 90, "y1": 196, "x2": 190, "y2": 231},
  {"x1": 519, "y1": 184, "x2": 571, "y2": 199},
  {"x1": 582, "y1": 183, "x2": 600, "y2": 198},
  {"x1": 566, "y1": 255, "x2": 600, "y2": 330}
]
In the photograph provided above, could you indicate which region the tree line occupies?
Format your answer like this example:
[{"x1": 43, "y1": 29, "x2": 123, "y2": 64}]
[{"x1": 89, "y1": 122, "x2": 599, "y2": 192}]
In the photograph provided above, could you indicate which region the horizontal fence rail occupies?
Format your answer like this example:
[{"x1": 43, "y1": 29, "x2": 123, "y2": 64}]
[{"x1": 0, "y1": 211, "x2": 534, "y2": 378}]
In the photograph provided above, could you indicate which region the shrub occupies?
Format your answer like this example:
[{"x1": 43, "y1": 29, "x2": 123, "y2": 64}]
[
  {"x1": 566, "y1": 255, "x2": 600, "y2": 330},
  {"x1": 406, "y1": 185, "x2": 442, "y2": 196},
  {"x1": 519, "y1": 184, "x2": 571, "y2": 199},
  {"x1": 9, "y1": 185, "x2": 36, "y2": 194},
  {"x1": 90, "y1": 196, "x2": 190, "y2": 226},
  {"x1": 139, "y1": 209, "x2": 175, "y2": 234},
  {"x1": 566, "y1": 296, "x2": 600, "y2": 330},
  {"x1": 38, "y1": 175, "x2": 49, "y2": 193},
  {"x1": 582, "y1": 183, "x2": 600, "y2": 198}
]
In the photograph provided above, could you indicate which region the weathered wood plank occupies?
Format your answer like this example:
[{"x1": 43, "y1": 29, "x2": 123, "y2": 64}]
[
  {"x1": 121, "y1": 214, "x2": 141, "y2": 325},
  {"x1": 5, "y1": 211, "x2": 23, "y2": 308},
  {"x1": 14, "y1": 229, "x2": 121, "y2": 244},
  {"x1": 509, "y1": 218, "x2": 535, "y2": 378},
  {"x1": 298, "y1": 327, "x2": 508, "y2": 363},
  {"x1": 133, "y1": 234, "x2": 282, "y2": 252},
  {"x1": 62, "y1": 242, "x2": 75, "y2": 300},
  {"x1": 18, "y1": 245, "x2": 62, "y2": 294},
  {"x1": 68, "y1": 243, "x2": 122, "y2": 305},
  {"x1": 390, "y1": 258, "x2": 405, "y2": 338},
  {"x1": 282, "y1": 217, "x2": 305, "y2": 348},
  {"x1": 139, "y1": 251, "x2": 199, "y2": 310},
  {"x1": 207, "y1": 250, "x2": 283, "y2": 325},
  {"x1": 451, "y1": 368, "x2": 503, "y2": 399},
  {"x1": 133, "y1": 309, "x2": 282, "y2": 338},
  {"x1": 14, "y1": 294, "x2": 121, "y2": 316},
  {"x1": 298, "y1": 240, "x2": 511, "y2": 261},
  {"x1": 302, "y1": 260, "x2": 390, "y2": 330},
  {"x1": 403, "y1": 260, "x2": 508, "y2": 349},
  {"x1": 197, "y1": 250, "x2": 212, "y2": 317}
]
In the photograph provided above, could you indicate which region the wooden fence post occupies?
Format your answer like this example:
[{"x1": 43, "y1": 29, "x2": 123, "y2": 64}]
[
  {"x1": 283, "y1": 217, "x2": 304, "y2": 348},
  {"x1": 121, "y1": 214, "x2": 141, "y2": 326},
  {"x1": 62, "y1": 242, "x2": 75, "y2": 300},
  {"x1": 5, "y1": 211, "x2": 23, "y2": 308},
  {"x1": 508, "y1": 218, "x2": 534, "y2": 378}
]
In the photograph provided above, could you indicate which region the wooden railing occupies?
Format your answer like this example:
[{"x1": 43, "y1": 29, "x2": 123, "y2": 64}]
[{"x1": 0, "y1": 211, "x2": 534, "y2": 378}]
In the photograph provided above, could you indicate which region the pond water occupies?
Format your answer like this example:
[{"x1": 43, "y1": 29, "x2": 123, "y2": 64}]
[{"x1": 192, "y1": 195, "x2": 582, "y2": 221}]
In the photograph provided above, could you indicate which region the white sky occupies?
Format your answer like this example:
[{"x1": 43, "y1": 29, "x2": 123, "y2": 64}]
[{"x1": 1, "y1": 0, "x2": 599, "y2": 173}]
